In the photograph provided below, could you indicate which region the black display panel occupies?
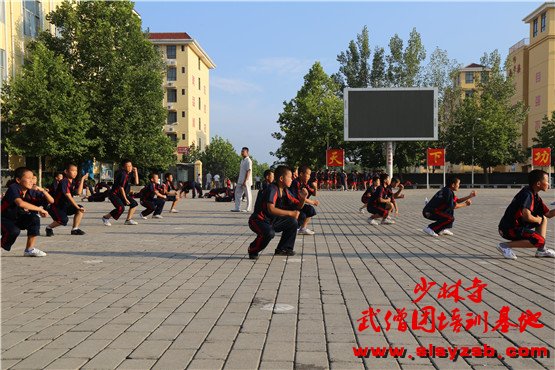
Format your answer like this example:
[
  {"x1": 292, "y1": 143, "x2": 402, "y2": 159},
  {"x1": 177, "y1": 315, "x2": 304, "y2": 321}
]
[{"x1": 344, "y1": 88, "x2": 437, "y2": 141}]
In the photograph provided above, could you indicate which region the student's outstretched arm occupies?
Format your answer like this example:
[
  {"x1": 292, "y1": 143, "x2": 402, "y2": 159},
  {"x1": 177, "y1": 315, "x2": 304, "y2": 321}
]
[
  {"x1": 35, "y1": 186, "x2": 54, "y2": 204},
  {"x1": 14, "y1": 199, "x2": 49, "y2": 217},
  {"x1": 75, "y1": 173, "x2": 89, "y2": 196},
  {"x1": 457, "y1": 190, "x2": 477, "y2": 203}
]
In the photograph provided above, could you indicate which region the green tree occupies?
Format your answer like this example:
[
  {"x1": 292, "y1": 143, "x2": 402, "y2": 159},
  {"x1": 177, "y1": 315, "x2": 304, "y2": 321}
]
[
  {"x1": 2, "y1": 42, "x2": 92, "y2": 183},
  {"x1": 386, "y1": 34, "x2": 405, "y2": 87},
  {"x1": 39, "y1": 0, "x2": 175, "y2": 170},
  {"x1": 369, "y1": 46, "x2": 387, "y2": 88},
  {"x1": 443, "y1": 51, "x2": 527, "y2": 182},
  {"x1": 198, "y1": 136, "x2": 241, "y2": 181},
  {"x1": 273, "y1": 62, "x2": 343, "y2": 168},
  {"x1": 532, "y1": 111, "x2": 555, "y2": 166},
  {"x1": 333, "y1": 26, "x2": 371, "y2": 91}
]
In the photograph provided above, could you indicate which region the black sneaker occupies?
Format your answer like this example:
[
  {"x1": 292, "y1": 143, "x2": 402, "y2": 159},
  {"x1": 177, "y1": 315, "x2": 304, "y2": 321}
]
[
  {"x1": 274, "y1": 249, "x2": 295, "y2": 256},
  {"x1": 70, "y1": 229, "x2": 86, "y2": 235},
  {"x1": 45, "y1": 228, "x2": 54, "y2": 237},
  {"x1": 249, "y1": 253, "x2": 259, "y2": 260}
]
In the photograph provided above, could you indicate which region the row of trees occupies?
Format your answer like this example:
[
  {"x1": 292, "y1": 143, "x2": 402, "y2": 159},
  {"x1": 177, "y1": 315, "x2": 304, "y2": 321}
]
[
  {"x1": 183, "y1": 137, "x2": 269, "y2": 182},
  {"x1": 272, "y1": 26, "x2": 553, "y2": 174},
  {"x1": 2, "y1": 0, "x2": 175, "y2": 176}
]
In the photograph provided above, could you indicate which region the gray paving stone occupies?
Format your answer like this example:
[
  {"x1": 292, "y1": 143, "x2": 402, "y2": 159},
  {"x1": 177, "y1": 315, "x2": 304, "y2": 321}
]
[{"x1": 2, "y1": 190, "x2": 554, "y2": 370}]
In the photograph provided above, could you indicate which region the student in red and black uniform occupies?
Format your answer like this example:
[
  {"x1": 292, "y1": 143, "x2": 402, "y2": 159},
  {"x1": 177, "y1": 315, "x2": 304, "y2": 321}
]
[
  {"x1": 247, "y1": 165, "x2": 308, "y2": 259},
  {"x1": 1, "y1": 167, "x2": 49, "y2": 256},
  {"x1": 497, "y1": 169, "x2": 555, "y2": 259},
  {"x1": 46, "y1": 164, "x2": 88, "y2": 236},
  {"x1": 162, "y1": 173, "x2": 180, "y2": 213},
  {"x1": 422, "y1": 177, "x2": 476, "y2": 237},
  {"x1": 47, "y1": 172, "x2": 64, "y2": 195},
  {"x1": 261, "y1": 169, "x2": 274, "y2": 191},
  {"x1": 367, "y1": 173, "x2": 395, "y2": 225},
  {"x1": 387, "y1": 178, "x2": 405, "y2": 217},
  {"x1": 139, "y1": 173, "x2": 167, "y2": 219},
  {"x1": 359, "y1": 175, "x2": 378, "y2": 213},
  {"x1": 101, "y1": 160, "x2": 139, "y2": 226},
  {"x1": 291, "y1": 165, "x2": 319, "y2": 235}
]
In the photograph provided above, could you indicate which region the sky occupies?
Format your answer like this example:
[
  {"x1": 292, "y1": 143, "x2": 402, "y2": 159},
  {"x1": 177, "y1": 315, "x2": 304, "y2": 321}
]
[{"x1": 134, "y1": 1, "x2": 541, "y2": 165}]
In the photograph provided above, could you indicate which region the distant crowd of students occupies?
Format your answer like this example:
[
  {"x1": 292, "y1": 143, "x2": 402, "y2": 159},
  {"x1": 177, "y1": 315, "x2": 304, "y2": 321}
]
[{"x1": 1, "y1": 159, "x2": 554, "y2": 261}]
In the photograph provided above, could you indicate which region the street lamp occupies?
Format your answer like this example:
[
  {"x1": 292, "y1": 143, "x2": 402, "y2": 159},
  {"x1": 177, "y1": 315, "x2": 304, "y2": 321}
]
[{"x1": 471, "y1": 118, "x2": 481, "y2": 188}]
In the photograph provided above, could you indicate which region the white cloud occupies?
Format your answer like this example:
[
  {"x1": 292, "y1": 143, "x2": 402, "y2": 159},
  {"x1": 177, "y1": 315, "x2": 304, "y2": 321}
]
[
  {"x1": 211, "y1": 76, "x2": 263, "y2": 94},
  {"x1": 248, "y1": 57, "x2": 314, "y2": 76}
]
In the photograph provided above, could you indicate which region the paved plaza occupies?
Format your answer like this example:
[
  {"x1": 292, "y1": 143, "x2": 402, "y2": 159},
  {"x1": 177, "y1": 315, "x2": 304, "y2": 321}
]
[{"x1": 1, "y1": 188, "x2": 554, "y2": 370}]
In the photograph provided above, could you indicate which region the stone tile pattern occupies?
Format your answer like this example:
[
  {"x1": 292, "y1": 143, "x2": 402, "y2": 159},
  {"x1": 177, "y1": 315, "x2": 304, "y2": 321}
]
[{"x1": 2, "y1": 189, "x2": 554, "y2": 369}]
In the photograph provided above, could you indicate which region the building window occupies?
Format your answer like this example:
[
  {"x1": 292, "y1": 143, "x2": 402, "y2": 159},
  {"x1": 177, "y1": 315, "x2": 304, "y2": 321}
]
[
  {"x1": 181, "y1": 88, "x2": 186, "y2": 95},
  {"x1": 182, "y1": 134, "x2": 186, "y2": 140},
  {"x1": 167, "y1": 134, "x2": 177, "y2": 142},
  {"x1": 198, "y1": 77, "x2": 201, "y2": 90},
  {"x1": 464, "y1": 90, "x2": 474, "y2": 98},
  {"x1": 167, "y1": 67, "x2": 176, "y2": 81},
  {"x1": 535, "y1": 95, "x2": 541, "y2": 107},
  {"x1": 167, "y1": 111, "x2": 177, "y2": 124},
  {"x1": 465, "y1": 72, "x2": 473, "y2": 84},
  {"x1": 181, "y1": 66, "x2": 186, "y2": 74},
  {"x1": 182, "y1": 111, "x2": 185, "y2": 118},
  {"x1": 198, "y1": 56, "x2": 201, "y2": 70},
  {"x1": 192, "y1": 96, "x2": 195, "y2": 106},
  {"x1": 167, "y1": 89, "x2": 177, "y2": 103},
  {"x1": 198, "y1": 138, "x2": 201, "y2": 149},
  {"x1": 533, "y1": 18, "x2": 538, "y2": 37},
  {"x1": 541, "y1": 12, "x2": 546, "y2": 32},
  {"x1": 198, "y1": 97, "x2": 201, "y2": 110},
  {"x1": 536, "y1": 72, "x2": 541, "y2": 83},
  {"x1": 199, "y1": 117, "x2": 201, "y2": 130},
  {"x1": 181, "y1": 45, "x2": 185, "y2": 52},
  {"x1": 166, "y1": 45, "x2": 176, "y2": 59},
  {"x1": 23, "y1": 1, "x2": 42, "y2": 38}
]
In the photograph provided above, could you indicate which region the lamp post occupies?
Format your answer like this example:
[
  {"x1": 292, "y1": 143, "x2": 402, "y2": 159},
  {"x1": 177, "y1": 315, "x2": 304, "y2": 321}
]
[{"x1": 471, "y1": 118, "x2": 481, "y2": 188}]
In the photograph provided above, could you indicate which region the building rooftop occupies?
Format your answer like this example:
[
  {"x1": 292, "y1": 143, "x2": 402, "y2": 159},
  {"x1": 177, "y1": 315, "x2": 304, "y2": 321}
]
[
  {"x1": 464, "y1": 63, "x2": 485, "y2": 69},
  {"x1": 523, "y1": 1, "x2": 555, "y2": 23},
  {"x1": 148, "y1": 32, "x2": 192, "y2": 40}
]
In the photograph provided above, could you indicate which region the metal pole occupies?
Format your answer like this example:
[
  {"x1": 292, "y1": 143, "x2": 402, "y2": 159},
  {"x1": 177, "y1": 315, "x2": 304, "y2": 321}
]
[
  {"x1": 426, "y1": 166, "x2": 429, "y2": 190},
  {"x1": 386, "y1": 141, "x2": 393, "y2": 179},
  {"x1": 443, "y1": 149, "x2": 446, "y2": 187}
]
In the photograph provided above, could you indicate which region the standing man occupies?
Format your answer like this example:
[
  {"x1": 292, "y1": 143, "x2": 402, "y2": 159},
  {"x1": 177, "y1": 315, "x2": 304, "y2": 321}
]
[
  {"x1": 206, "y1": 172, "x2": 212, "y2": 190},
  {"x1": 213, "y1": 173, "x2": 220, "y2": 188},
  {"x1": 231, "y1": 147, "x2": 253, "y2": 212}
]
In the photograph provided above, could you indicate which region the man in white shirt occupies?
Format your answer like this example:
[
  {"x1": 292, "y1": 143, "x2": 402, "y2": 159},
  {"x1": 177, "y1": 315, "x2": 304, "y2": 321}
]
[
  {"x1": 231, "y1": 147, "x2": 253, "y2": 212},
  {"x1": 206, "y1": 172, "x2": 212, "y2": 189},
  {"x1": 213, "y1": 174, "x2": 220, "y2": 188}
]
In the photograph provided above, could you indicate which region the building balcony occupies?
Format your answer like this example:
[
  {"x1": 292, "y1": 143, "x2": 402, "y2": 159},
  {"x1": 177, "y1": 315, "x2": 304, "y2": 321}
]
[
  {"x1": 164, "y1": 124, "x2": 177, "y2": 133},
  {"x1": 166, "y1": 59, "x2": 176, "y2": 66},
  {"x1": 509, "y1": 38, "x2": 529, "y2": 54},
  {"x1": 165, "y1": 81, "x2": 176, "y2": 87},
  {"x1": 167, "y1": 103, "x2": 176, "y2": 110}
]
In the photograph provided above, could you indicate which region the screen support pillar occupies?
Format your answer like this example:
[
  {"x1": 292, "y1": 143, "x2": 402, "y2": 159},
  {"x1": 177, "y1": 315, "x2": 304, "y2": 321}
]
[{"x1": 386, "y1": 141, "x2": 394, "y2": 179}]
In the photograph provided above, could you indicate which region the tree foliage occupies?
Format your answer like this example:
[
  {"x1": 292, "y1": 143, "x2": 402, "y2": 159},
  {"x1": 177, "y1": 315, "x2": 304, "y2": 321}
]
[
  {"x1": 38, "y1": 0, "x2": 175, "y2": 170},
  {"x1": 198, "y1": 136, "x2": 241, "y2": 181},
  {"x1": 443, "y1": 51, "x2": 527, "y2": 176},
  {"x1": 272, "y1": 62, "x2": 343, "y2": 168},
  {"x1": 2, "y1": 42, "x2": 92, "y2": 168}
]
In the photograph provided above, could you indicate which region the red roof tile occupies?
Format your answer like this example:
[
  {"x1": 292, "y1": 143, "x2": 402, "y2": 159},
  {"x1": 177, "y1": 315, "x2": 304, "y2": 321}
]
[
  {"x1": 465, "y1": 63, "x2": 485, "y2": 68},
  {"x1": 148, "y1": 32, "x2": 192, "y2": 40}
]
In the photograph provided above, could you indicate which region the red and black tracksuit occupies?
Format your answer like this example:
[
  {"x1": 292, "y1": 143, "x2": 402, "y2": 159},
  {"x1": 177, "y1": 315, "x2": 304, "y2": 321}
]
[
  {"x1": 367, "y1": 185, "x2": 390, "y2": 218},
  {"x1": 290, "y1": 179, "x2": 317, "y2": 227},
  {"x1": 162, "y1": 180, "x2": 177, "y2": 202},
  {"x1": 498, "y1": 186, "x2": 548, "y2": 248},
  {"x1": 108, "y1": 170, "x2": 138, "y2": 220},
  {"x1": 48, "y1": 178, "x2": 81, "y2": 226},
  {"x1": 1, "y1": 183, "x2": 41, "y2": 251},
  {"x1": 248, "y1": 184, "x2": 299, "y2": 255},
  {"x1": 422, "y1": 186, "x2": 455, "y2": 233},
  {"x1": 140, "y1": 183, "x2": 165, "y2": 217}
]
